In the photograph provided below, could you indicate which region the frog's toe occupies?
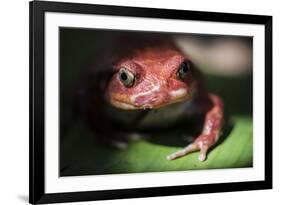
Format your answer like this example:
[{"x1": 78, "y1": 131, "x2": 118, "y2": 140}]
[
  {"x1": 198, "y1": 145, "x2": 208, "y2": 161},
  {"x1": 166, "y1": 143, "x2": 198, "y2": 160},
  {"x1": 166, "y1": 140, "x2": 211, "y2": 161}
]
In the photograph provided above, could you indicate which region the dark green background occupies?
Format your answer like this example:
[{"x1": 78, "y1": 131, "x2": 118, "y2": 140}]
[{"x1": 59, "y1": 28, "x2": 253, "y2": 176}]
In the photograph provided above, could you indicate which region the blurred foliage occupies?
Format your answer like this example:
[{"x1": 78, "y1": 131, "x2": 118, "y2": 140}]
[{"x1": 59, "y1": 28, "x2": 253, "y2": 176}]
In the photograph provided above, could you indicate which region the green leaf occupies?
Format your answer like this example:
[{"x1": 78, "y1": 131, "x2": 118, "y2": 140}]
[{"x1": 60, "y1": 115, "x2": 252, "y2": 176}]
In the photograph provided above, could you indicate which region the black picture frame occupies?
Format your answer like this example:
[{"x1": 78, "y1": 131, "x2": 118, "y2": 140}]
[{"x1": 29, "y1": 0, "x2": 272, "y2": 204}]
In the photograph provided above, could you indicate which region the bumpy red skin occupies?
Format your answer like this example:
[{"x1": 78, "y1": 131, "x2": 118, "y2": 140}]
[
  {"x1": 107, "y1": 40, "x2": 196, "y2": 109},
  {"x1": 105, "y1": 36, "x2": 224, "y2": 161}
]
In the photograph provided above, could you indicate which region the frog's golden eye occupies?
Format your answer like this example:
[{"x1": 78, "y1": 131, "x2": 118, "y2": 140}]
[
  {"x1": 177, "y1": 61, "x2": 191, "y2": 80},
  {"x1": 118, "y1": 68, "x2": 135, "y2": 87}
]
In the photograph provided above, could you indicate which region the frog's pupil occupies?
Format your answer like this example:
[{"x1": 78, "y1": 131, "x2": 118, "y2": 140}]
[
  {"x1": 121, "y1": 72, "x2": 128, "y2": 81},
  {"x1": 182, "y1": 63, "x2": 188, "y2": 72}
]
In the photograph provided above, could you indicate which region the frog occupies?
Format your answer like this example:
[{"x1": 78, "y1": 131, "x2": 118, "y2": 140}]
[{"x1": 75, "y1": 34, "x2": 224, "y2": 162}]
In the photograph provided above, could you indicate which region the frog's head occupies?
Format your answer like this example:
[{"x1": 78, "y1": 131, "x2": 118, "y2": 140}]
[{"x1": 106, "y1": 44, "x2": 197, "y2": 110}]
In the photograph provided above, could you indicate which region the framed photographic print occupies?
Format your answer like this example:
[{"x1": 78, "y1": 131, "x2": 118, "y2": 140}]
[{"x1": 29, "y1": 0, "x2": 272, "y2": 204}]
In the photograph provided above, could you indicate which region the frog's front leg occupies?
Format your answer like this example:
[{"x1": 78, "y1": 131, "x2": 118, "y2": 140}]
[{"x1": 167, "y1": 94, "x2": 224, "y2": 161}]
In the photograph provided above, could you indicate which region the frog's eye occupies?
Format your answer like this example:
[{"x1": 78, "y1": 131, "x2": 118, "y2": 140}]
[
  {"x1": 118, "y1": 68, "x2": 135, "y2": 87},
  {"x1": 177, "y1": 61, "x2": 191, "y2": 80}
]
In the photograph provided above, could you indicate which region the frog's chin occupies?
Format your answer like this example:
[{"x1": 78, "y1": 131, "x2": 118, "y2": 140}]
[{"x1": 109, "y1": 97, "x2": 188, "y2": 111}]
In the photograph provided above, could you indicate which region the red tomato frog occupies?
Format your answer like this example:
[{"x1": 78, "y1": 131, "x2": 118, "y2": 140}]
[{"x1": 76, "y1": 34, "x2": 224, "y2": 162}]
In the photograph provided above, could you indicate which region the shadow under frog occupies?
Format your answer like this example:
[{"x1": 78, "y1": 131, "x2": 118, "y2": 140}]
[
  {"x1": 143, "y1": 114, "x2": 233, "y2": 152},
  {"x1": 60, "y1": 98, "x2": 232, "y2": 176}
]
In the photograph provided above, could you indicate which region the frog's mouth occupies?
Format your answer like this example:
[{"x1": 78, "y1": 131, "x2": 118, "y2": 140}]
[{"x1": 109, "y1": 88, "x2": 193, "y2": 110}]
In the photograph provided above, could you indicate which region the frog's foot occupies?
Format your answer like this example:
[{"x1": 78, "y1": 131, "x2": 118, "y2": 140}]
[{"x1": 166, "y1": 134, "x2": 214, "y2": 162}]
